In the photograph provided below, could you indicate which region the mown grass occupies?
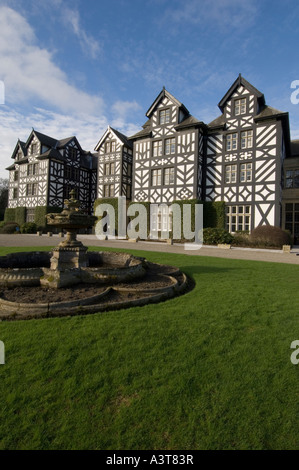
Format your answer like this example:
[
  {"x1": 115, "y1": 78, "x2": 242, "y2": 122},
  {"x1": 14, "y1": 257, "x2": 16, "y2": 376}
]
[{"x1": 0, "y1": 246, "x2": 298, "y2": 450}]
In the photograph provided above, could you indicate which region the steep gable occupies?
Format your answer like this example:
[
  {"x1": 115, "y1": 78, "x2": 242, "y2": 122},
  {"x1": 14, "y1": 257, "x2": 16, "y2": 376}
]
[
  {"x1": 143, "y1": 88, "x2": 190, "y2": 140},
  {"x1": 11, "y1": 140, "x2": 26, "y2": 160},
  {"x1": 94, "y1": 126, "x2": 132, "y2": 152},
  {"x1": 218, "y1": 74, "x2": 265, "y2": 114}
]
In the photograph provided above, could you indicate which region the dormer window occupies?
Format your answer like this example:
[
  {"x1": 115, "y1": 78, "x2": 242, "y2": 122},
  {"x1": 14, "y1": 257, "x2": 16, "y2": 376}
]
[
  {"x1": 31, "y1": 143, "x2": 38, "y2": 154},
  {"x1": 235, "y1": 98, "x2": 246, "y2": 116},
  {"x1": 16, "y1": 151, "x2": 22, "y2": 160},
  {"x1": 159, "y1": 109, "x2": 170, "y2": 125}
]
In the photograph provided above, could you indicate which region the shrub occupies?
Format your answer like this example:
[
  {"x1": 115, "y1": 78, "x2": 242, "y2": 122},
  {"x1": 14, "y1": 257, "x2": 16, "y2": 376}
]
[
  {"x1": 231, "y1": 231, "x2": 251, "y2": 247},
  {"x1": 203, "y1": 227, "x2": 234, "y2": 245},
  {"x1": 250, "y1": 225, "x2": 291, "y2": 248},
  {"x1": 20, "y1": 222, "x2": 38, "y2": 234},
  {"x1": 0, "y1": 222, "x2": 20, "y2": 233}
]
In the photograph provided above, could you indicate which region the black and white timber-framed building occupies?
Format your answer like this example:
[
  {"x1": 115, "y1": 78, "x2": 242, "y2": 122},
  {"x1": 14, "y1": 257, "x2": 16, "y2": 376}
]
[
  {"x1": 6, "y1": 129, "x2": 97, "y2": 222},
  {"x1": 6, "y1": 75, "x2": 299, "y2": 241}
]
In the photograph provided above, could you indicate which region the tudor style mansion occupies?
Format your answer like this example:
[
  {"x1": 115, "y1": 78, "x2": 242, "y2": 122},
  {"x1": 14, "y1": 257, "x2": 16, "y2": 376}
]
[{"x1": 6, "y1": 75, "x2": 299, "y2": 241}]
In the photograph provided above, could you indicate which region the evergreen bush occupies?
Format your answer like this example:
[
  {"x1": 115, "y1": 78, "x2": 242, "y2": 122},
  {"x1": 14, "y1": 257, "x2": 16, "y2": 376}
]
[
  {"x1": 20, "y1": 222, "x2": 38, "y2": 234},
  {"x1": 250, "y1": 225, "x2": 291, "y2": 248}
]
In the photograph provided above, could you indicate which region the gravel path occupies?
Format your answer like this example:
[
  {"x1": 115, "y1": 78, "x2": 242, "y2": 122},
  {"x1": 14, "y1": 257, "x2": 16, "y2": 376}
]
[{"x1": 1, "y1": 234, "x2": 299, "y2": 265}]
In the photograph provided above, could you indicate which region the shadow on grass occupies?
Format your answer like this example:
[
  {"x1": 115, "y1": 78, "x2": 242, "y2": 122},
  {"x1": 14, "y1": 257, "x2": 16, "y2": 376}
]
[{"x1": 179, "y1": 265, "x2": 235, "y2": 277}]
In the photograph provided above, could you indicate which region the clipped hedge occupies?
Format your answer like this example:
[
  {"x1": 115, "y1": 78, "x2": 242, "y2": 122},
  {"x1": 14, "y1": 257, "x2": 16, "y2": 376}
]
[
  {"x1": 4, "y1": 208, "x2": 16, "y2": 223},
  {"x1": 35, "y1": 206, "x2": 62, "y2": 229},
  {"x1": 203, "y1": 201, "x2": 226, "y2": 229},
  {"x1": 203, "y1": 227, "x2": 234, "y2": 245},
  {"x1": 15, "y1": 207, "x2": 26, "y2": 226},
  {"x1": 4, "y1": 207, "x2": 26, "y2": 225}
]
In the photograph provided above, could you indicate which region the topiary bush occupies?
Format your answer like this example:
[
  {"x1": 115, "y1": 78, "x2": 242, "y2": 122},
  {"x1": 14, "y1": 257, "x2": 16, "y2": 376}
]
[
  {"x1": 0, "y1": 222, "x2": 20, "y2": 233},
  {"x1": 20, "y1": 222, "x2": 38, "y2": 234},
  {"x1": 203, "y1": 227, "x2": 234, "y2": 245},
  {"x1": 250, "y1": 225, "x2": 291, "y2": 248}
]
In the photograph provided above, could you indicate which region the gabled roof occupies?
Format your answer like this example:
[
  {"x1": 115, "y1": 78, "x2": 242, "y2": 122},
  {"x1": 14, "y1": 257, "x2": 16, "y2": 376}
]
[
  {"x1": 94, "y1": 126, "x2": 132, "y2": 151},
  {"x1": 290, "y1": 140, "x2": 299, "y2": 157},
  {"x1": 110, "y1": 127, "x2": 133, "y2": 149},
  {"x1": 11, "y1": 139, "x2": 26, "y2": 159},
  {"x1": 218, "y1": 74, "x2": 265, "y2": 112},
  {"x1": 146, "y1": 87, "x2": 189, "y2": 118},
  {"x1": 128, "y1": 127, "x2": 152, "y2": 140},
  {"x1": 175, "y1": 114, "x2": 205, "y2": 130},
  {"x1": 6, "y1": 163, "x2": 16, "y2": 170},
  {"x1": 36, "y1": 148, "x2": 63, "y2": 161},
  {"x1": 207, "y1": 114, "x2": 226, "y2": 130},
  {"x1": 26, "y1": 129, "x2": 58, "y2": 149},
  {"x1": 57, "y1": 136, "x2": 76, "y2": 148},
  {"x1": 254, "y1": 105, "x2": 287, "y2": 121}
]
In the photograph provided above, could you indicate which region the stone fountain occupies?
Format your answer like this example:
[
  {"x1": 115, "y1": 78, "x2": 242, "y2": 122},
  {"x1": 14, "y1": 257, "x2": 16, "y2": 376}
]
[
  {"x1": 42, "y1": 189, "x2": 97, "y2": 288},
  {"x1": 0, "y1": 191, "x2": 190, "y2": 320}
]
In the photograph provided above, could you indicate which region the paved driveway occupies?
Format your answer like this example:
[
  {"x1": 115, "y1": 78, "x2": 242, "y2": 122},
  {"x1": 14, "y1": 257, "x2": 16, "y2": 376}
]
[{"x1": 1, "y1": 234, "x2": 299, "y2": 265}]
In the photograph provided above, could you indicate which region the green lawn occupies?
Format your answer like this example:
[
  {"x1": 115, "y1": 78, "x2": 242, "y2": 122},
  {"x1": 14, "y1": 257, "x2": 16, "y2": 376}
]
[{"x1": 0, "y1": 246, "x2": 298, "y2": 450}]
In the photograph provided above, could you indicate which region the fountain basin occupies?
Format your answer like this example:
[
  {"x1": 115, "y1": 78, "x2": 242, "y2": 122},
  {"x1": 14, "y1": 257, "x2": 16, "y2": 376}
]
[{"x1": 0, "y1": 251, "x2": 147, "y2": 288}]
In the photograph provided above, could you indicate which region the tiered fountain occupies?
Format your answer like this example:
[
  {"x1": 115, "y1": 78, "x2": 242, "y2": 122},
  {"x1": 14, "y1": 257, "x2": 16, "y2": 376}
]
[{"x1": 0, "y1": 191, "x2": 189, "y2": 319}]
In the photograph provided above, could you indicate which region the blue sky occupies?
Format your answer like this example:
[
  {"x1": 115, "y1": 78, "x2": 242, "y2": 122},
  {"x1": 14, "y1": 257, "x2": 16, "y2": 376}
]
[{"x1": 1, "y1": 0, "x2": 299, "y2": 178}]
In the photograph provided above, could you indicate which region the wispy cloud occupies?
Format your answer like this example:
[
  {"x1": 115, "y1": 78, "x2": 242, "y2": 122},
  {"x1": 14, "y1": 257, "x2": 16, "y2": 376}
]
[
  {"x1": 0, "y1": 106, "x2": 108, "y2": 177},
  {"x1": 164, "y1": 0, "x2": 258, "y2": 30},
  {"x1": 62, "y1": 7, "x2": 102, "y2": 59},
  {"x1": 0, "y1": 6, "x2": 104, "y2": 114}
]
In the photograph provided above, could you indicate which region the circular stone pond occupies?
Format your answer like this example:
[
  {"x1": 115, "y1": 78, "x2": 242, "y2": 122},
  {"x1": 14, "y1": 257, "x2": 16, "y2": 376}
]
[{"x1": 0, "y1": 251, "x2": 190, "y2": 320}]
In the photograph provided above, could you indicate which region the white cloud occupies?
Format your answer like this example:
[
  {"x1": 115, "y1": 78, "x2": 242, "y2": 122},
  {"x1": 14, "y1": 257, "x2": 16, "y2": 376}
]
[
  {"x1": 111, "y1": 100, "x2": 141, "y2": 131},
  {"x1": 0, "y1": 106, "x2": 108, "y2": 178},
  {"x1": 0, "y1": 6, "x2": 104, "y2": 114},
  {"x1": 62, "y1": 7, "x2": 102, "y2": 59},
  {"x1": 165, "y1": 0, "x2": 258, "y2": 30}
]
